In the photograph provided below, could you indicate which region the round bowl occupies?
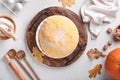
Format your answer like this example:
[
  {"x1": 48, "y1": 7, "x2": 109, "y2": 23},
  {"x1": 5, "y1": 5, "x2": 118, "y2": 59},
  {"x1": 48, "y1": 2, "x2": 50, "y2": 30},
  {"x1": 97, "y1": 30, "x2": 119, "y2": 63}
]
[
  {"x1": 0, "y1": 15, "x2": 16, "y2": 40},
  {"x1": 36, "y1": 15, "x2": 79, "y2": 59}
]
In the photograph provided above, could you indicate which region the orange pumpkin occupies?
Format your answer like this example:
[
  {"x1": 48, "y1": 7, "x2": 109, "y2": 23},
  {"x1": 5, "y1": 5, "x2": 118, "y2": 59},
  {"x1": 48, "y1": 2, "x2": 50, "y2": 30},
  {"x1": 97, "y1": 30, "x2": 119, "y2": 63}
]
[{"x1": 105, "y1": 48, "x2": 120, "y2": 80}]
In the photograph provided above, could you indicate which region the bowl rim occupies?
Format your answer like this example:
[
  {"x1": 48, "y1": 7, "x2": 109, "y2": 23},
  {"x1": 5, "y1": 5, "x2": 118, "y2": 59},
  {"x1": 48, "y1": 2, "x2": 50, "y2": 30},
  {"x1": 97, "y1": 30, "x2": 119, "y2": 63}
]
[{"x1": 35, "y1": 15, "x2": 79, "y2": 59}]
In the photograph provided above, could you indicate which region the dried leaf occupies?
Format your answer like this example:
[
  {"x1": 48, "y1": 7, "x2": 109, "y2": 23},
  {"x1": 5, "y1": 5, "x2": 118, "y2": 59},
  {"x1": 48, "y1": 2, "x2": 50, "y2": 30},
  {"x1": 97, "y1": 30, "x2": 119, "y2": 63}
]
[
  {"x1": 89, "y1": 64, "x2": 102, "y2": 78},
  {"x1": 58, "y1": 0, "x2": 75, "y2": 8},
  {"x1": 32, "y1": 47, "x2": 44, "y2": 63},
  {"x1": 87, "y1": 48, "x2": 106, "y2": 59}
]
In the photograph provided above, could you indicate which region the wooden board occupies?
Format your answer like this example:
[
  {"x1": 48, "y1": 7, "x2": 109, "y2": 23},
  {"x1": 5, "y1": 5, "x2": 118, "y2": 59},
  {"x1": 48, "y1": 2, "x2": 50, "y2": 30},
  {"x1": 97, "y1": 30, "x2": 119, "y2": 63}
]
[{"x1": 26, "y1": 7, "x2": 87, "y2": 67}]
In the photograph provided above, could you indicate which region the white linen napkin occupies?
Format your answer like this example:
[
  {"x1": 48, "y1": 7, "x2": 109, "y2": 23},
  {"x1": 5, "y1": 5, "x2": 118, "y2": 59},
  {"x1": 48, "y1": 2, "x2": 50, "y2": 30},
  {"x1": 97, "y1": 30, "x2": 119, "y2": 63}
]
[{"x1": 81, "y1": 0, "x2": 119, "y2": 39}]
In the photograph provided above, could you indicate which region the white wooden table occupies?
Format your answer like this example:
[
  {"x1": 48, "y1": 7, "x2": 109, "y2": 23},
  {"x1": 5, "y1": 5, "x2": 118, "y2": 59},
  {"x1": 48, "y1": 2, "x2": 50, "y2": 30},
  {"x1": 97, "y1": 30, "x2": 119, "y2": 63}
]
[{"x1": 0, "y1": 0, "x2": 120, "y2": 80}]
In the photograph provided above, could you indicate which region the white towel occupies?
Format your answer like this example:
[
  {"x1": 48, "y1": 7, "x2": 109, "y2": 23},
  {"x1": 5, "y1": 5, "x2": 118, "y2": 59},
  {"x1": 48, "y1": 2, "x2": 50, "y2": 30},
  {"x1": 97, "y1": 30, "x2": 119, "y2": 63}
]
[{"x1": 81, "y1": 0, "x2": 119, "y2": 39}]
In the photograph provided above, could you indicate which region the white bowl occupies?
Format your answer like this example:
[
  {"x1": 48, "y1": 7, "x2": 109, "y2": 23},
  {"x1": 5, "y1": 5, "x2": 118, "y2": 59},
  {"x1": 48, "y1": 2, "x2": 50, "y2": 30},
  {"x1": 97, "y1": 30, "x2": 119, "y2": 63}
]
[{"x1": 36, "y1": 15, "x2": 79, "y2": 59}]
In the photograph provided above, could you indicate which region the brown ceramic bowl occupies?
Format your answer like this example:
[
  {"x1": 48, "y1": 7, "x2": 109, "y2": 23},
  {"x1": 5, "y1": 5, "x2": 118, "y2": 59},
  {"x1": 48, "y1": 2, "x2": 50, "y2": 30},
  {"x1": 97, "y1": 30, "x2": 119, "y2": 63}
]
[{"x1": 0, "y1": 15, "x2": 16, "y2": 40}]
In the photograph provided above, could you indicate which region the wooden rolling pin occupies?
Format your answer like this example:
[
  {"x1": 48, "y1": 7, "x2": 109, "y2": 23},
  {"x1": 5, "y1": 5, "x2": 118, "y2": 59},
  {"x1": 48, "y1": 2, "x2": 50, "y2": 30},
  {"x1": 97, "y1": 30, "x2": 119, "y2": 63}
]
[{"x1": 4, "y1": 55, "x2": 25, "y2": 80}]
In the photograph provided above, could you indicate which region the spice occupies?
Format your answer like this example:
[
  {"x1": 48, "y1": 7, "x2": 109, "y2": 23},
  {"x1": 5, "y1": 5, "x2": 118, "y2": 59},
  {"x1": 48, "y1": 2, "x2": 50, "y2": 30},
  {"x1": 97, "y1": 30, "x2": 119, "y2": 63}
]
[
  {"x1": 107, "y1": 40, "x2": 112, "y2": 46},
  {"x1": 103, "y1": 45, "x2": 109, "y2": 51},
  {"x1": 107, "y1": 28, "x2": 112, "y2": 34}
]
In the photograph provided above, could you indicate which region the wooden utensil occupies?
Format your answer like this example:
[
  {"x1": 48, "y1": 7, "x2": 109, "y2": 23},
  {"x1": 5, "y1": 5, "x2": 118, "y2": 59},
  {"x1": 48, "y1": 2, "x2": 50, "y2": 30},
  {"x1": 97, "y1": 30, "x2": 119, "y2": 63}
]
[
  {"x1": 4, "y1": 54, "x2": 25, "y2": 80},
  {"x1": 17, "y1": 50, "x2": 40, "y2": 80},
  {"x1": 7, "y1": 49, "x2": 34, "y2": 80}
]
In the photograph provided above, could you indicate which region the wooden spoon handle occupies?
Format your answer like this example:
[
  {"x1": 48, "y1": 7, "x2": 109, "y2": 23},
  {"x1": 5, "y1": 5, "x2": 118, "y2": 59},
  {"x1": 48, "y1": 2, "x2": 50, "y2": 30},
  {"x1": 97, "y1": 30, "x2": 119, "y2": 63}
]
[
  {"x1": 5, "y1": 55, "x2": 25, "y2": 80},
  {"x1": 9, "y1": 62, "x2": 26, "y2": 80},
  {"x1": 24, "y1": 58, "x2": 40, "y2": 80},
  {"x1": 16, "y1": 59, "x2": 34, "y2": 80}
]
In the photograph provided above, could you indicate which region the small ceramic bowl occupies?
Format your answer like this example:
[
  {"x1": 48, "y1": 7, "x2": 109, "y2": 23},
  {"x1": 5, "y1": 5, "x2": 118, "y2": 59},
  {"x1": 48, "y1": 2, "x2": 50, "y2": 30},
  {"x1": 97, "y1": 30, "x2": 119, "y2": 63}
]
[
  {"x1": 36, "y1": 15, "x2": 79, "y2": 59},
  {"x1": 0, "y1": 15, "x2": 16, "y2": 40}
]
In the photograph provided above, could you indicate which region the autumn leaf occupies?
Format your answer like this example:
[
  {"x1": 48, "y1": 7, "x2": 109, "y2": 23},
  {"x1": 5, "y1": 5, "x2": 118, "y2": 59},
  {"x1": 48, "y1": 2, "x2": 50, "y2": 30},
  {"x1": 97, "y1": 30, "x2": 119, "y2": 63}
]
[
  {"x1": 87, "y1": 48, "x2": 106, "y2": 59},
  {"x1": 58, "y1": 0, "x2": 75, "y2": 8},
  {"x1": 32, "y1": 47, "x2": 44, "y2": 63},
  {"x1": 89, "y1": 64, "x2": 102, "y2": 78}
]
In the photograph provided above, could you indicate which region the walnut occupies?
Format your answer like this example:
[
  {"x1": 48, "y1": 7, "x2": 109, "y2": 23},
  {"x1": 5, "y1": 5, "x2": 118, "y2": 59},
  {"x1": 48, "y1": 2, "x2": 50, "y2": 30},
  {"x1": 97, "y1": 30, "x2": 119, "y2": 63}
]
[
  {"x1": 107, "y1": 28, "x2": 112, "y2": 34},
  {"x1": 113, "y1": 25, "x2": 120, "y2": 41},
  {"x1": 87, "y1": 48, "x2": 106, "y2": 59},
  {"x1": 89, "y1": 64, "x2": 102, "y2": 78}
]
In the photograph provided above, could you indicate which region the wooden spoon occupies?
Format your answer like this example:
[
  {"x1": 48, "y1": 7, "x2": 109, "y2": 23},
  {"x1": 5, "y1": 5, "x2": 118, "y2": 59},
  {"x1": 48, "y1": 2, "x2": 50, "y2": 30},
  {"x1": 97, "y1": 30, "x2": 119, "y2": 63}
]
[
  {"x1": 17, "y1": 50, "x2": 40, "y2": 80},
  {"x1": 8, "y1": 49, "x2": 34, "y2": 80}
]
